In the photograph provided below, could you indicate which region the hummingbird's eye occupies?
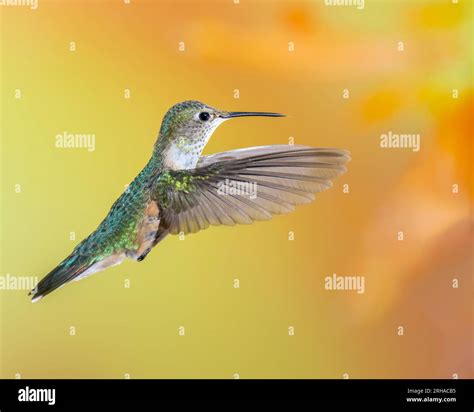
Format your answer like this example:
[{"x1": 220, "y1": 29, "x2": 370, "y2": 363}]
[{"x1": 199, "y1": 112, "x2": 211, "y2": 121}]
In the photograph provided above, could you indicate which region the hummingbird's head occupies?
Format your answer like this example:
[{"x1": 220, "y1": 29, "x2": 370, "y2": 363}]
[{"x1": 155, "y1": 100, "x2": 284, "y2": 170}]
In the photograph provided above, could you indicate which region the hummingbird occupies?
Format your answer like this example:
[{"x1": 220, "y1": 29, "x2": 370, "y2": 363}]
[{"x1": 30, "y1": 100, "x2": 350, "y2": 302}]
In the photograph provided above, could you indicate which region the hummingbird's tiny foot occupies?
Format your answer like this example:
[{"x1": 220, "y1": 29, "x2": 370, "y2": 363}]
[{"x1": 137, "y1": 248, "x2": 152, "y2": 262}]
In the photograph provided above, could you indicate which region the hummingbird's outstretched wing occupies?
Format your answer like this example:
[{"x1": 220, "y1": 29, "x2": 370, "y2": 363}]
[{"x1": 153, "y1": 145, "x2": 350, "y2": 235}]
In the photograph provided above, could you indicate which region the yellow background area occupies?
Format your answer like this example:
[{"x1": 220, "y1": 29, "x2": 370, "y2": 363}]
[{"x1": 0, "y1": 0, "x2": 472, "y2": 378}]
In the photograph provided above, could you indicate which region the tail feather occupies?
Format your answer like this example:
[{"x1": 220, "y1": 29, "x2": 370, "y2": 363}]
[{"x1": 29, "y1": 254, "x2": 91, "y2": 302}]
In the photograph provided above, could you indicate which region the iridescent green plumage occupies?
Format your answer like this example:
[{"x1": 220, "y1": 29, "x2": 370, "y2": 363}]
[
  {"x1": 30, "y1": 100, "x2": 350, "y2": 301},
  {"x1": 76, "y1": 159, "x2": 157, "y2": 257}
]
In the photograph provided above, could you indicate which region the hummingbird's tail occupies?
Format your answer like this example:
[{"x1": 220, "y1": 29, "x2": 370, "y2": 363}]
[{"x1": 29, "y1": 253, "x2": 93, "y2": 302}]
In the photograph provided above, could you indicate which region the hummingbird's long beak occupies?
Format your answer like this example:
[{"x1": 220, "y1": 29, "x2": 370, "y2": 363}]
[{"x1": 222, "y1": 111, "x2": 285, "y2": 119}]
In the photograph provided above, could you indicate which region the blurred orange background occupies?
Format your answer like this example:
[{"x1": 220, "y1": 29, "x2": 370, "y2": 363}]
[{"x1": 0, "y1": 0, "x2": 472, "y2": 378}]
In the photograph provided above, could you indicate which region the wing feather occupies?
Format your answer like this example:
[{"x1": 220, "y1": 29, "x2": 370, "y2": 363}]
[{"x1": 154, "y1": 145, "x2": 350, "y2": 235}]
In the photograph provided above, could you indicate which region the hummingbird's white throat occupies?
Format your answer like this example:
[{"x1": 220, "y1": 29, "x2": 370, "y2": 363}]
[{"x1": 162, "y1": 118, "x2": 226, "y2": 170}]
